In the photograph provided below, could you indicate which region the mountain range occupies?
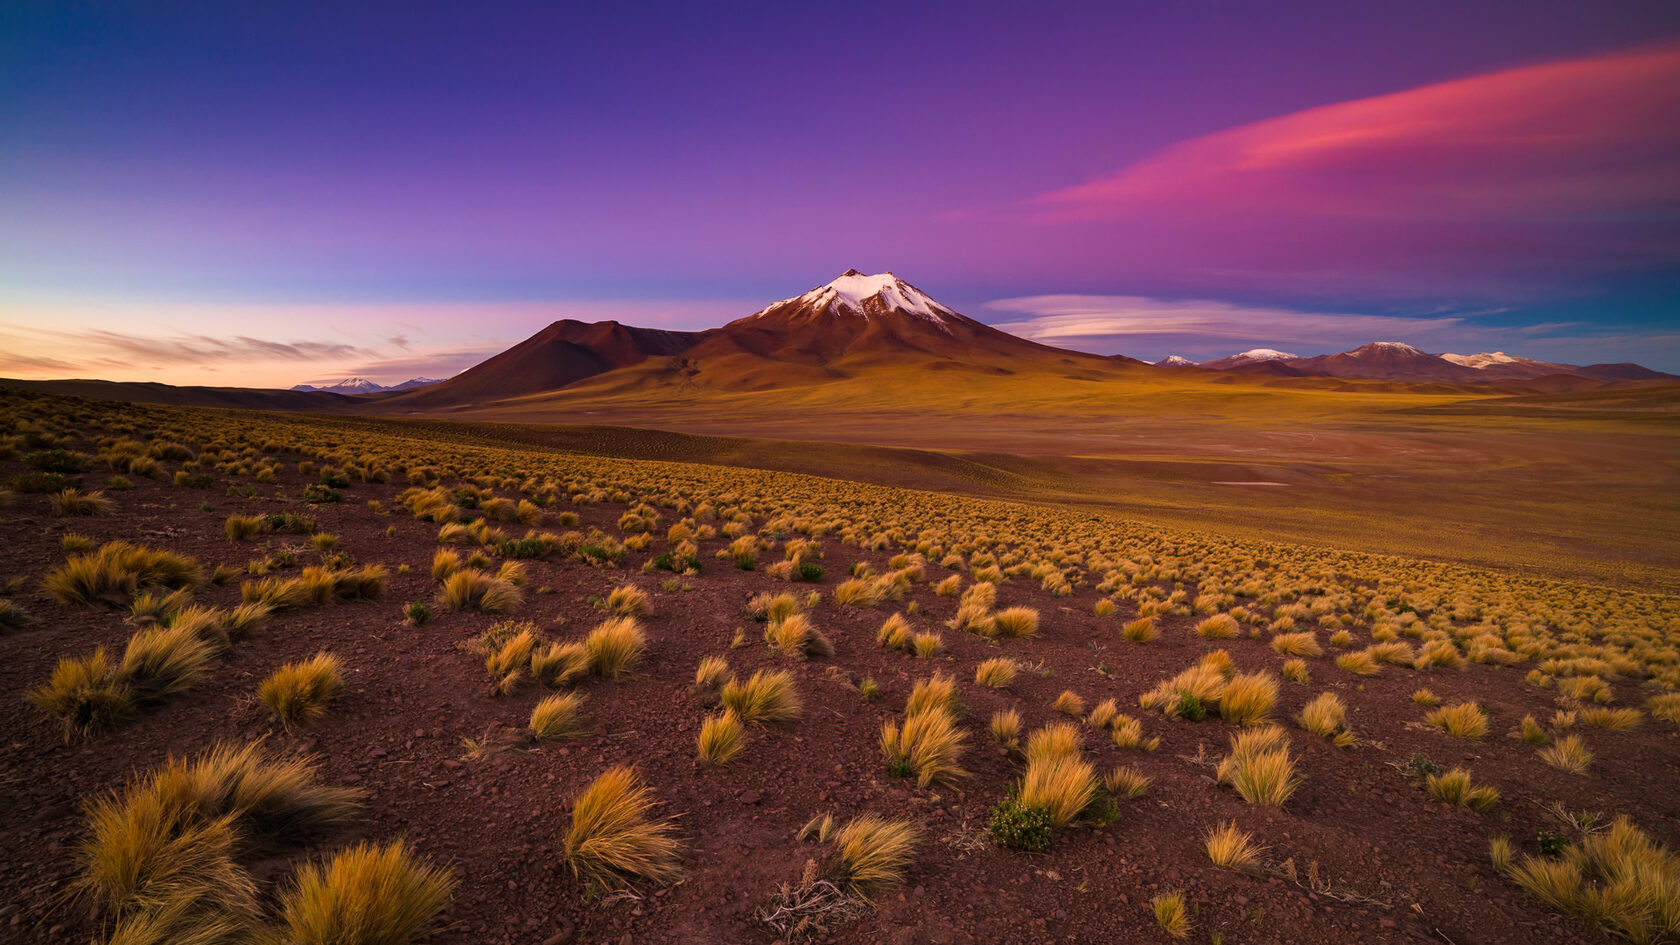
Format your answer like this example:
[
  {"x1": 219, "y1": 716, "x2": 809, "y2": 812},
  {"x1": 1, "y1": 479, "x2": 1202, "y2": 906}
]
[
  {"x1": 1163, "y1": 344, "x2": 1670, "y2": 389},
  {"x1": 290, "y1": 377, "x2": 445, "y2": 394}
]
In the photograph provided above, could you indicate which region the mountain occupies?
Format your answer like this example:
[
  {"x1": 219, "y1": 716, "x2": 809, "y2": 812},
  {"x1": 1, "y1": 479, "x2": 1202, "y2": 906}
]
[
  {"x1": 2, "y1": 378, "x2": 365, "y2": 411},
  {"x1": 1190, "y1": 342, "x2": 1676, "y2": 387},
  {"x1": 1155, "y1": 355, "x2": 1197, "y2": 367},
  {"x1": 386, "y1": 377, "x2": 447, "y2": 391},
  {"x1": 388, "y1": 270, "x2": 1141, "y2": 409},
  {"x1": 292, "y1": 376, "x2": 447, "y2": 394}
]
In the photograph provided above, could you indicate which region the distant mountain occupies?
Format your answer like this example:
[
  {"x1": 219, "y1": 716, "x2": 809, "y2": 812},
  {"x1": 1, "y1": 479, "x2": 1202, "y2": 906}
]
[
  {"x1": 1155, "y1": 355, "x2": 1197, "y2": 367},
  {"x1": 1187, "y1": 342, "x2": 1677, "y2": 387},
  {"x1": 291, "y1": 376, "x2": 445, "y2": 394}
]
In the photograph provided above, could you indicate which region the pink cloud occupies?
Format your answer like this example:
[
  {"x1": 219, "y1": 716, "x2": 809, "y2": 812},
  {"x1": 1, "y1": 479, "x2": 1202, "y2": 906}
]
[{"x1": 1028, "y1": 41, "x2": 1680, "y2": 298}]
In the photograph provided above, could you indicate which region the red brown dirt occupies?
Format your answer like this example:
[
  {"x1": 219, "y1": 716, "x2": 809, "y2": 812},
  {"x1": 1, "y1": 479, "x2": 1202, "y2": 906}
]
[{"x1": 1, "y1": 448, "x2": 1675, "y2": 945}]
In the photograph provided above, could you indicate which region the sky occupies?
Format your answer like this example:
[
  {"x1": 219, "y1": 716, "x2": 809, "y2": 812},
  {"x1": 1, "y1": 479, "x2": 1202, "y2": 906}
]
[{"x1": 2, "y1": 0, "x2": 1678, "y2": 385}]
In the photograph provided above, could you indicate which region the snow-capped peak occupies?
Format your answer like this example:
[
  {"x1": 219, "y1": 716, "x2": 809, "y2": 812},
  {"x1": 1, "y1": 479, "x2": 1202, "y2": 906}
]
[
  {"x1": 754, "y1": 269, "x2": 957, "y2": 325},
  {"x1": 331, "y1": 377, "x2": 381, "y2": 391},
  {"x1": 1360, "y1": 341, "x2": 1426, "y2": 356},
  {"x1": 1156, "y1": 355, "x2": 1197, "y2": 366},
  {"x1": 1230, "y1": 348, "x2": 1299, "y2": 362},
  {"x1": 1441, "y1": 351, "x2": 1516, "y2": 369}
]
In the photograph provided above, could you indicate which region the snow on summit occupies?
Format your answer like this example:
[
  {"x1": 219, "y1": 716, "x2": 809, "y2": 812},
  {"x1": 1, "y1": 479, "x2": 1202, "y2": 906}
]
[
  {"x1": 1230, "y1": 348, "x2": 1299, "y2": 362},
  {"x1": 1442, "y1": 351, "x2": 1518, "y2": 368},
  {"x1": 757, "y1": 269, "x2": 957, "y2": 323}
]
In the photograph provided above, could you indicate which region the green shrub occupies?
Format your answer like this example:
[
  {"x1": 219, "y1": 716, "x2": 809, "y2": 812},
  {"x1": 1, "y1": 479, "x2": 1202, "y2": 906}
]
[
  {"x1": 988, "y1": 796, "x2": 1054, "y2": 852},
  {"x1": 302, "y1": 484, "x2": 342, "y2": 504}
]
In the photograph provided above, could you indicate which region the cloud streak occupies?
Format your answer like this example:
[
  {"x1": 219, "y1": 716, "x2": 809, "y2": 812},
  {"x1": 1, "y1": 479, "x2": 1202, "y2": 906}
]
[{"x1": 1026, "y1": 41, "x2": 1680, "y2": 299}]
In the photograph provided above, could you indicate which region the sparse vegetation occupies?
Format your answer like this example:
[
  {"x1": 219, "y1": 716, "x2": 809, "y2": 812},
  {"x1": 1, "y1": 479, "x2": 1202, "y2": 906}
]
[
  {"x1": 258, "y1": 652, "x2": 344, "y2": 728},
  {"x1": 563, "y1": 766, "x2": 682, "y2": 886}
]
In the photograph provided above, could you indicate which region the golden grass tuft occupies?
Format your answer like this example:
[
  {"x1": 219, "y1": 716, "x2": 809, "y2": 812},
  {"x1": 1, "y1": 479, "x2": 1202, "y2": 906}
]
[
  {"x1": 532, "y1": 641, "x2": 590, "y2": 688},
  {"x1": 911, "y1": 631, "x2": 943, "y2": 658},
  {"x1": 834, "y1": 578, "x2": 883, "y2": 607},
  {"x1": 992, "y1": 607, "x2": 1039, "y2": 638},
  {"x1": 1216, "y1": 727, "x2": 1301, "y2": 806},
  {"x1": 563, "y1": 766, "x2": 682, "y2": 886},
  {"x1": 1204, "y1": 821, "x2": 1267, "y2": 874},
  {"x1": 45, "y1": 541, "x2": 200, "y2": 606},
  {"x1": 904, "y1": 674, "x2": 959, "y2": 719},
  {"x1": 1152, "y1": 891, "x2": 1191, "y2": 939},
  {"x1": 30, "y1": 648, "x2": 133, "y2": 739},
  {"x1": 1335, "y1": 649, "x2": 1380, "y2": 676},
  {"x1": 1217, "y1": 671, "x2": 1277, "y2": 726},
  {"x1": 1269, "y1": 631, "x2": 1322, "y2": 658},
  {"x1": 1538, "y1": 733, "x2": 1593, "y2": 774},
  {"x1": 720, "y1": 669, "x2": 802, "y2": 723},
  {"x1": 693, "y1": 655, "x2": 731, "y2": 692},
  {"x1": 881, "y1": 707, "x2": 969, "y2": 786},
  {"x1": 1412, "y1": 687, "x2": 1441, "y2": 706},
  {"x1": 1425, "y1": 767, "x2": 1500, "y2": 811},
  {"x1": 1294, "y1": 691, "x2": 1355, "y2": 747},
  {"x1": 1121, "y1": 616, "x2": 1158, "y2": 643},
  {"x1": 1501, "y1": 816, "x2": 1680, "y2": 945},
  {"x1": 834, "y1": 815, "x2": 917, "y2": 895},
  {"x1": 584, "y1": 616, "x2": 646, "y2": 678},
  {"x1": 1518, "y1": 713, "x2": 1551, "y2": 745},
  {"x1": 258, "y1": 652, "x2": 344, "y2": 729},
  {"x1": 530, "y1": 692, "x2": 587, "y2": 740},
  {"x1": 606, "y1": 584, "x2": 650, "y2": 617},
  {"x1": 1426, "y1": 702, "x2": 1488, "y2": 739},
  {"x1": 1104, "y1": 765, "x2": 1151, "y2": 799},
  {"x1": 1087, "y1": 697, "x2": 1119, "y2": 731},
  {"x1": 435, "y1": 568, "x2": 522, "y2": 613},
  {"x1": 1110, "y1": 715, "x2": 1160, "y2": 751},
  {"x1": 1579, "y1": 706, "x2": 1641, "y2": 731},
  {"x1": 1024, "y1": 721, "x2": 1083, "y2": 767},
  {"x1": 697, "y1": 711, "x2": 744, "y2": 765},
  {"x1": 877, "y1": 612, "x2": 913, "y2": 650},
  {"x1": 765, "y1": 612, "x2": 833, "y2": 660},
  {"x1": 51, "y1": 487, "x2": 113, "y2": 517},
  {"x1": 1196, "y1": 613, "x2": 1239, "y2": 638},
  {"x1": 1019, "y1": 753, "x2": 1099, "y2": 828},
  {"x1": 974, "y1": 657, "x2": 1016, "y2": 689},
  {"x1": 933, "y1": 574, "x2": 963, "y2": 597},
  {"x1": 224, "y1": 514, "x2": 267, "y2": 542},
  {"x1": 1051, "y1": 689, "x2": 1085, "y2": 716},
  {"x1": 276, "y1": 840, "x2": 455, "y2": 945},
  {"x1": 990, "y1": 708, "x2": 1022, "y2": 749},
  {"x1": 1647, "y1": 692, "x2": 1680, "y2": 726}
]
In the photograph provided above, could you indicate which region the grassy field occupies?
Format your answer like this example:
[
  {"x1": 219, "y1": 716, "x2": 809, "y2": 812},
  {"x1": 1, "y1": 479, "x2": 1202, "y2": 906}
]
[{"x1": 369, "y1": 366, "x2": 1680, "y2": 590}]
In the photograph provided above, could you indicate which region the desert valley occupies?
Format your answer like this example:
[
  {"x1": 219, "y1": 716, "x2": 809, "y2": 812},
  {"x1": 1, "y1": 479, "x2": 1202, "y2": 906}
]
[{"x1": 4, "y1": 5, "x2": 1680, "y2": 945}]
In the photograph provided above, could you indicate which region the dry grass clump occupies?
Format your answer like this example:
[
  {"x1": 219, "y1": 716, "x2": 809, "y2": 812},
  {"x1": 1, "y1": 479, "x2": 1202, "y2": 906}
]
[
  {"x1": 1196, "y1": 613, "x2": 1239, "y2": 638},
  {"x1": 1270, "y1": 631, "x2": 1322, "y2": 658},
  {"x1": 563, "y1": 766, "x2": 682, "y2": 886},
  {"x1": 51, "y1": 487, "x2": 113, "y2": 517},
  {"x1": 833, "y1": 815, "x2": 917, "y2": 894},
  {"x1": 697, "y1": 711, "x2": 744, "y2": 765},
  {"x1": 1205, "y1": 821, "x2": 1267, "y2": 873},
  {"x1": 975, "y1": 657, "x2": 1016, "y2": 689},
  {"x1": 1579, "y1": 706, "x2": 1641, "y2": 731},
  {"x1": 1110, "y1": 714, "x2": 1160, "y2": 751},
  {"x1": 32, "y1": 618, "x2": 227, "y2": 740},
  {"x1": 721, "y1": 669, "x2": 802, "y2": 723},
  {"x1": 934, "y1": 575, "x2": 963, "y2": 596},
  {"x1": 1538, "y1": 734, "x2": 1594, "y2": 774},
  {"x1": 77, "y1": 742, "x2": 361, "y2": 925},
  {"x1": 765, "y1": 612, "x2": 834, "y2": 660},
  {"x1": 1294, "y1": 692, "x2": 1355, "y2": 747},
  {"x1": 1051, "y1": 689, "x2": 1085, "y2": 717},
  {"x1": 1425, "y1": 768, "x2": 1500, "y2": 811},
  {"x1": 44, "y1": 541, "x2": 200, "y2": 606},
  {"x1": 1019, "y1": 751, "x2": 1099, "y2": 829},
  {"x1": 748, "y1": 591, "x2": 801, "y2": 623},
  {"x1": 584, "y1": 616, "x2": 646, "y2": 678},
  {"x1": 481, "y1": 624, "x2": 540, "y2": 694},
  {"x1": 1121, "y1": 617, "x2": 1158, "y2": 642},
  {"x1": 834, "y1": 578, "x2": 883, "y2": 607},
  {"x1": 1412, "y1": 687, "x2": 1441, "y2": 706},
  {"x1": 1518, "y1": 713, "x2": 1551, "y2": 744},
  {"x1": 992, "y1": 607, "x2": 1039, "y2": 639},
  {"x1": 606, "y1": 584, "x2": 650, "y2": 617},
  {"x1": 436, "y1": 568, "x2": 522, "y2": 613},
  {"x1": 1647, "y1": 692, "x2": 1680, "y2": 726},
  {"x1": 258, "y1": 652, "x2": 344, "y2": 729},
  {"x1": 1216, "y1": 727, "x2": 1302, "y2": 806},
  {"x1": 275, "y1": 840, "x2": 455, "y2": 945},
  {"x1": 876, "y1": 613, "x2": 913, "y2": 651},
  {"x1": 1152, "y1": 891, "x2": 1191, "y2": 939},
  {"x1": 224, "y1": 514, "x2": 268, "y2": 542},
  {"x1": 911, "y1": 631, "x2": 943, "y2": 658},
  {"x1": 881, "y1": 677, "x2": 968, "y2": 786},
  {"x1": 1139, "y1": 659, "x2": 1228, "y2": 721},
  {"x1": 1499, "y1": 816, "x2": 1680, "y2": 944},
  {"x1": 532, "y1": 641, "x2": 590, "y2": 688},
  {"x1": 1426, "y1": 702, "x2": 1488, "y2": 739},
  {"x1": 1104, "y1": 765, "x2": 1151, "y2": 799},
  {"x1": 1217, "y1": 671, "x2": 1277, "y2": 726},
  {"x1": 1281, "y1": 658, "x2": 1310, "y2": 684},
  {"x1": 693, "y1": 655, "x2": 731, "y2": 694},
  {"x1": 989, "y1": 708, "x2": 1022, "y2": 750},
  {"x1": 531, "y1": 692, "x2": 587, "y2": 740},
  {"x1": 1335, "y1": 649, "x2": 1380, "y2": 676}
]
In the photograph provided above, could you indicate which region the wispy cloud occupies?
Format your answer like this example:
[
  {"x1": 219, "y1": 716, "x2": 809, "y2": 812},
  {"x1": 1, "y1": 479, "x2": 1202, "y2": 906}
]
[{"x1": 1023, "y1": 40, "x2": 1680, "y2": 299}]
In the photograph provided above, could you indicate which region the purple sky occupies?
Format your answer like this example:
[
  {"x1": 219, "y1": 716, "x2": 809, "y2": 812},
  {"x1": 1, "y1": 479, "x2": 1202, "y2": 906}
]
[{"x1": 2, "y1": 1, "x2": 1678, "y2": 385}]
